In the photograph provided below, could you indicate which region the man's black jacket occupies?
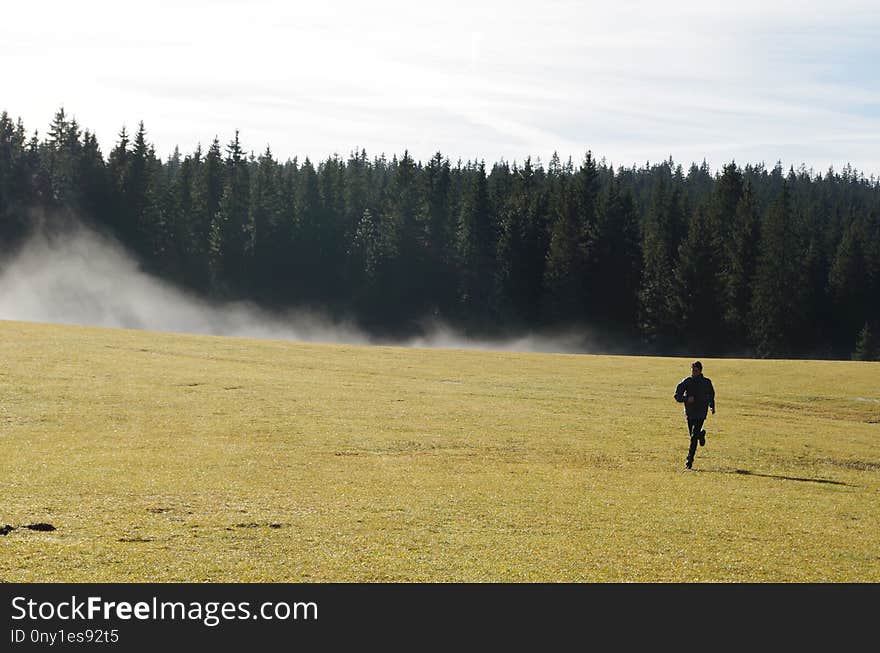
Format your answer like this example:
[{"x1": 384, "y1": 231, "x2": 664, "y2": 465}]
[{"x1": 674, "y1": 374, "x2": 716, "y2": 419}]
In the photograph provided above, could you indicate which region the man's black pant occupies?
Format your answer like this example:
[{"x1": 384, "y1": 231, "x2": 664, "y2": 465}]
[{"x1": 686, "y1": 416, "x2": 705, "y2": 466}]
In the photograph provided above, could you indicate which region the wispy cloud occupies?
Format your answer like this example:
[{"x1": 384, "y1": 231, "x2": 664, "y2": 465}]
[{"x1": 2, "y1": 1, "x2": 878, "y2": 175}]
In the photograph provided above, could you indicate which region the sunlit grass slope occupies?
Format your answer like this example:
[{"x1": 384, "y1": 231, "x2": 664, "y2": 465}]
[{"x1": 1, "y1": 319, "x2": 878, "y2": 582}]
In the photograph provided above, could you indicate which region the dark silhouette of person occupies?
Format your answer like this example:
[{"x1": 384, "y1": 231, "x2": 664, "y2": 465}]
[{"x1": 674, "y1": 361, "x2": 716, "y2": 469}]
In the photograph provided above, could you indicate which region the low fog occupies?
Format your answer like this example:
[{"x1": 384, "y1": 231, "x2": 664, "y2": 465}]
[{"x1": 0, "y1": 224, "x2": 603, "y2": 355}]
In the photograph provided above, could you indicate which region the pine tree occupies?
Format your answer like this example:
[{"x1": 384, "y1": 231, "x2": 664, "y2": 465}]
[
  {"x1": 495, "y1": 158, "x2": 548, "y2": 326},
  {"x1": 350, "y1": 207, "x2": 386, "y2": 322},
  {"x1": 866, "y1": 210, "x2": 880, "y2": 327},
  {"x1": 592, "y1": 171, "x2": 641, "y2": 331},
  {"x1": 292, "y1": 157, "x2": 324, "y2": 301},
  {"x1": 828, "y1": 215, "x2": 871, "y2": 354},
  {"x1": 76, "y1": 130, "x2": 108, "y2": 223},
  {"x1": 128, "y1": 122, "x2": 151, "y2": 241},
  {"x1": 457, "y1": 161, "x2": 495, "y2": 323},
  {"x1": 575, "y1": 150, "x2": 600, "y2": 285},
  {"x1": 318, "y1": 154, "x2": 349, "y2": 304},
  {"x1": 0, "y1": 112, "x2": 15, "y2": 231},
  {"x1": 191, "y1": 139, "x2": 225, "y2": 291},
  {"x1": 710, "y1": 162, "x2": 743, "y2": 244},
  {"x1": 638, "y1": 173, "x2": 681, "y2": 347},
  {"x1": 43, "y1": 107, "x2": 85, "y2": 210},
  {"x1": 163, "y1": 150, "x2": 195, "y2": 282},
  {"x1": 673, "y1": 202, "x2": 725, "y2": 353},
  {"x1": 344, "y1": 149, "x2": 369, "y2": 238},
  {"x1": 360, "y1": 150, "x2": 425, "y2": 323},
  {"x1": 543, "y1": 173, "x2": 584, "y2": 324},
  {"x1": 385, "y1": 151, "x2": 422, "y2": 266},
  {"x1": 106, "y1": 125, "x2": 132, "y2": 241},
  {"x1": 126, "y1": 122, "x2": 168, "y2": 264},
  {"x1": 250, "y1": 145, "x2": 283, "y2": 294},
  {"x1": 495, "y1": 161, "x2": 527, "y2": 324},
  {"x1": 423, "y1": 152, "x2": 455, "y2": 317},
  {"x1": 341, "y1": 149, "x2": 369, "y2": 298},
  {"x1": 722, "y1": 180, "x2": 759, "y2": 347},
  {"x1": 216, "y1": 130, "x2": 252, "y2": 288},
  {"x1": 852, "y1": 322, "x2": 879, "y2": 361},
  {"x1": 0, "y1": 113, "x2": 34, "y2": 243},
  {"x1": 749, "y1": 183, "x2": 809, "y2": 357},
  {"x1": 276, "y1": 159, "x2": 299, "y2": 295}
]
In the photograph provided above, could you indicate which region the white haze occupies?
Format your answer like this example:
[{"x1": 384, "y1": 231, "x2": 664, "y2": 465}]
[{"x1": 0, "y1": 225, "x2": 596, "y2": 355}]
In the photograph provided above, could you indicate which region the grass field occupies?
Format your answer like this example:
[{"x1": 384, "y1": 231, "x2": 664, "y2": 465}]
[{"x1": 1, "y1": 319, "x2": 878, "y2": 582}]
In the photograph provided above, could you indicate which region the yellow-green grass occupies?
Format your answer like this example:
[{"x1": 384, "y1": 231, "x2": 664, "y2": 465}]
[{"x1": 1, "y1": 319, "x2": 878, "y2": 582}]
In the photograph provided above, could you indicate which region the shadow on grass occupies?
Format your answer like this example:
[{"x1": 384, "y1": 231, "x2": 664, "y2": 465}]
[{"x1": 729, "y1": 469, "x2": 850, "y2": 486}]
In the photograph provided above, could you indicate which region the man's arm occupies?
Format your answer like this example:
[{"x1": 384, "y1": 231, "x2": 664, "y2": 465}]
[
  {"x1": 674, "y1": 379, "x2": 686, "y2": 403},
  {"x1": 708, "y1": 379, "x2": 716, "y2": 414}
]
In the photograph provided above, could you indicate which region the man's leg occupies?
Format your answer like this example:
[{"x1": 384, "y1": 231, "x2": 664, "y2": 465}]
[
  {"x1": 686, "y1": 418, "x2": 698, "y2": 468},
  {"x1": 695, "y1": 418, "x2": 706, "y2": 446}
]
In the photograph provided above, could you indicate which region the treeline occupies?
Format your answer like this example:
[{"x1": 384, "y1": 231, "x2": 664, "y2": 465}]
[{"x1": 1, "y1": 108, "x2": 878, "y2": 359}]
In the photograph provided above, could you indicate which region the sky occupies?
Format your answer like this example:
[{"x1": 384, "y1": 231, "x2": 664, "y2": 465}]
[{"x1": 3, "y1": 0, "x2": 880, "y2": 177}]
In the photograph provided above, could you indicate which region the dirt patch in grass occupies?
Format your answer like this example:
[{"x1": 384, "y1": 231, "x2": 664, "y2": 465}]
[{"x1": 118, "y1": 537, "x2": 154, "y2": 543}]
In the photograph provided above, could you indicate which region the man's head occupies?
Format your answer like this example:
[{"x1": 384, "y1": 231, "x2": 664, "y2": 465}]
[{"x1": 691, "y1": 361, "x2": 703, "y2": 377}]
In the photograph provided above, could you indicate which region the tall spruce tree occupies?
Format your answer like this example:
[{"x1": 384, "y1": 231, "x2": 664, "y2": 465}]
[
  {"x1": 379, "y1": 150, "x2": 426, "y2": 322},
  {"x1": 749, "y1": 182, "x2": 809, "y2": 357},
  {"x1": 318, "y1": 154, "x2": 349, "y2": 305},
  {"x1": 192, "y1": 139, "x2": 224, "y2": 290},
  {"x1": 828, "y1": 215, "x2": 872, "y2": 355},
  {"x1": 292, "y1": 157, "x2": 324, "y2": 302},
  {"x1": 457, "y1": 161, "x2": 495, "y2": 324},
  {"x1": 423, "y1": 152, "x2": 455, "y2": 317},
  {"x1": 164, "y1": 150, "x2": 195, "y2": 282},
  {"x1": 0, "y1": 112, "x2": 32, "y2": 243},
  {"x1": 494, "y1": 158, "x2": 548, "y2": 326},
  {"x1": 106, "y1": 126, "x2": 132, "y2": 241},
  {"x1": 342, "y1": 149, "x2": 369, "y2": 299},
  {"x1": 673, "y1": 202, "x2": 725, "y2": 353},
  {"x1": 852, "y1": 322, "x2": 879, "y2": 361},
  {"x1": 722, "y1": 180, "x2": 759, "y2": 348},
  {"x1": 593, "y1": 171, "x2": 641, "y2": 332},
  {"x1": 710, "y1": 162, "x2": 743, "y2": 243},
  {"x1": 250, "y1": 146, "x2": 283, "y2": 295},
  {"x1": 575, "y1": 151, "x2": 600, "y2": 317},
  {"x1": 543, "y1": 171, "x2": 585, "y2": 324},
  {"x1": 44, "y1": 108, "x2": 80, "y2": 208},
  {"x1": 128, "y1": 122, "x2": 154, "y2": 252},
  {"x1": 638, "y1": 173, "x2": 681, "y2": 347},
  {"x1": 215, "y1": 131, "x2": 252, "y2": 288}
]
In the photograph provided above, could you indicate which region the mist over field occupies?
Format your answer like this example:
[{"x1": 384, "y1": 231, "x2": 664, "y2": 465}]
[{"x1": 0, "y1": 224, "x2": 595, "y2": 354}]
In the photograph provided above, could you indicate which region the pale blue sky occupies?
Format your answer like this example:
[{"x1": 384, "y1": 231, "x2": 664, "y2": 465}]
[{"x1": 3, "y1": 0, "x2": 879, "y2": 176}]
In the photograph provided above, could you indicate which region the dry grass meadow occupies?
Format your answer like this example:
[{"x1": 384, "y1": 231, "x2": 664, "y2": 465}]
[{"x1": 1, "y1": 319, "x2": 878, "y2": 582}]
